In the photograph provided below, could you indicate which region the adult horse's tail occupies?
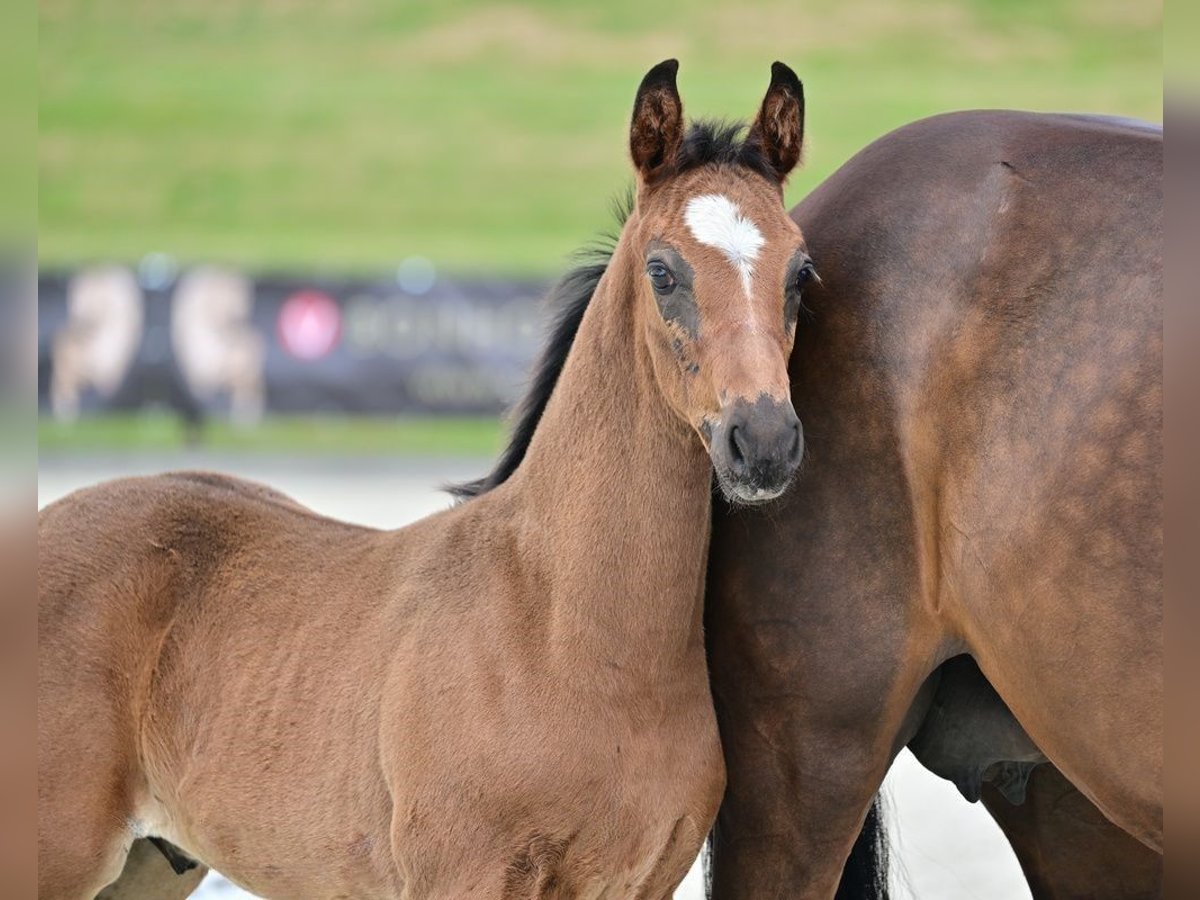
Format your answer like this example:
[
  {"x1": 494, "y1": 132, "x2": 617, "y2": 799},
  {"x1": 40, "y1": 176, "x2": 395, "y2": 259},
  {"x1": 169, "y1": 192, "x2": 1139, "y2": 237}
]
[
  {"x1": 834, "y1": 795, "x2": 891, "y2": 900},
  {"x1": 706, "y1": 793, "x2": 890, "y2": 899}
]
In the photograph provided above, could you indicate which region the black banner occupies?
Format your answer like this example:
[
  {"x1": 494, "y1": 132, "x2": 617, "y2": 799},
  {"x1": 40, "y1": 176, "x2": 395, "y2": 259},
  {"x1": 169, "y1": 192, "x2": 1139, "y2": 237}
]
[{"x1": 37, "y1": 266, "x2": 552, "y2": 420}]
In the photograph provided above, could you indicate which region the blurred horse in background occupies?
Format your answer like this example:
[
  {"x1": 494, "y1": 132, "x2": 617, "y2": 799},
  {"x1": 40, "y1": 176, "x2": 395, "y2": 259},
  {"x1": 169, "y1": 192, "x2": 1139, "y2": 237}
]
[
  {"x1": 50, "y1": 266, "x2": 143, "y2": 422},
  {"x1": 170, "y1": 267, "x2": 264, "y2": 426}
]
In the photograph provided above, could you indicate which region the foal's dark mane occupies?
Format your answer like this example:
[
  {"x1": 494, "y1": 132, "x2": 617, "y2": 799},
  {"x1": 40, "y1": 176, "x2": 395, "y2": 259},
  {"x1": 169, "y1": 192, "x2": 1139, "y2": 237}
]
[
  {"x1": 450, "y1": 120, "x2": 771, "y2": 501},
  {"x1": 446, "y1": 243, "x2": 616, "y2": 500}
]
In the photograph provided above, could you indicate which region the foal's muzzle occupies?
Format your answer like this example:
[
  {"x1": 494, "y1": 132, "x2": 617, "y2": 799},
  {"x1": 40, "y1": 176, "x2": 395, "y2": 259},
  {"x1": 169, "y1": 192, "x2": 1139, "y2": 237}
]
[{"x1": 709, "y1": 396, "x2": 804, "y2": 505}]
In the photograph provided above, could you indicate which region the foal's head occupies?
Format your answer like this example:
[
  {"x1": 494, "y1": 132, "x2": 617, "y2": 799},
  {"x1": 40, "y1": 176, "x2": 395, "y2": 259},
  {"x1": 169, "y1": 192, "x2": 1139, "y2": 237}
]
[{"x1": 625, "y1": 60, "x2": 812, "y2": 504}]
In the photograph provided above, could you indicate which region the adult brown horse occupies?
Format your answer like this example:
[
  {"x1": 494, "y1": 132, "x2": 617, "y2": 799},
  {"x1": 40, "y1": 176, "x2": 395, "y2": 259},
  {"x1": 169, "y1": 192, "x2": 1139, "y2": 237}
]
[
  {"x1": 39, "y1": 61, "x2": 815, "y2": 899},
  {"x1": 703, "y1": 109, "x2": 1162, "y2": 898}
]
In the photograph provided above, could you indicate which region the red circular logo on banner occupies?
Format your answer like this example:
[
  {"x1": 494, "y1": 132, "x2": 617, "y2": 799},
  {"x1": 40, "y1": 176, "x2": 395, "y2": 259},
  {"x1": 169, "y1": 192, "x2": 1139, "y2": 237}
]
[{"x1": 277, "y1": 290, "x2": 342, "y2": 361}]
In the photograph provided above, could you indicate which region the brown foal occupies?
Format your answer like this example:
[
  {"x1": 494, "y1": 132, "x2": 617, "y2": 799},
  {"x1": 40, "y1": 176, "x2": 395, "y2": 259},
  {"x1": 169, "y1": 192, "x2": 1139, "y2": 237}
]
[{"x1": 39, "y1": 61, "x2": 814, "y2": 899}]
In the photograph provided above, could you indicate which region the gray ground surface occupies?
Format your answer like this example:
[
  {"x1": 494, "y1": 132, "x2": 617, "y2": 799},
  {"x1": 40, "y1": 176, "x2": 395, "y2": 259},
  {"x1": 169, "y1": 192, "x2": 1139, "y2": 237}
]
[{"x1": 39, "y1": 453, "x2": 1031, "y2": 900}]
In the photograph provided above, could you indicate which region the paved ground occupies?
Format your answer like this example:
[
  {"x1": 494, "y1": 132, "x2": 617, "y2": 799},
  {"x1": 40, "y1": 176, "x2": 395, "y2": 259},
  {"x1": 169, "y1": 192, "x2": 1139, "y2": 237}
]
[{"x1": 39, "y1": 454, "x2": 1031, "y2": 899}]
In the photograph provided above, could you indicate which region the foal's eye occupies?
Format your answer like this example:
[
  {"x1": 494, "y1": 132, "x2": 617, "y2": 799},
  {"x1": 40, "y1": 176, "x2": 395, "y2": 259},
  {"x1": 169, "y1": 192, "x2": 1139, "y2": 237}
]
[
  {"x1": 794, "y1": 263, "x2": 816, "y2": 292},
  {"x1": 647, "y1": 261, "x2": 676, "y2": 294}
]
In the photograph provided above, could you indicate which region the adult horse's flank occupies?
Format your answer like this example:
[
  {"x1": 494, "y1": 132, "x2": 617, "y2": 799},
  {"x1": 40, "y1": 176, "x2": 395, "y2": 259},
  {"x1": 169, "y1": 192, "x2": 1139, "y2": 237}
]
[
  {"x1": 39, "y1": 61, "x2": 815, "y2": 899},
  {"x1": 705, "y1": 110, "x2": 1162, "y2": 898}
]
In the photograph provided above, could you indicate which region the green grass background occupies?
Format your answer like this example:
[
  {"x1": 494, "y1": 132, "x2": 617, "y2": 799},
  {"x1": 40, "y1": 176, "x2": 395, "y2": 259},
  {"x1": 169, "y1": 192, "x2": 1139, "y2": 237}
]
[
  {"x1": 37, "y1": 412, "x2": 504, "y2": 455},
  {"x1": 40, "y1": 0, "x2": 1162, "y2": 277},
  {"x1": 38, "y1": 1, "x2": 1162, "y2": 454}
]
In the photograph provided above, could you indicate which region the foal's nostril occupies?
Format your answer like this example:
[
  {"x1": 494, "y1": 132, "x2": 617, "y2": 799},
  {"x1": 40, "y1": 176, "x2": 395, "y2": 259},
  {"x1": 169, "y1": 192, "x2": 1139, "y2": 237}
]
[
  {"x1": 788, "y1": 422, "x2": 802, "y2": 463},
  {"x1": 729, "y1": 425, "x2": 748, "y2": 469}
]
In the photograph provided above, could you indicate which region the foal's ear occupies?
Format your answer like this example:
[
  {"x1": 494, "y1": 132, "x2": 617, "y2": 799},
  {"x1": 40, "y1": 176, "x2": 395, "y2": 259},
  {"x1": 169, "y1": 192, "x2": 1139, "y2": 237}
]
[
  {"x1": 630, "y1": 59, "x2": 684, "y2": 183},
  {"x1": 748, "y1": 62, "x2": 805, "y2": 183}
]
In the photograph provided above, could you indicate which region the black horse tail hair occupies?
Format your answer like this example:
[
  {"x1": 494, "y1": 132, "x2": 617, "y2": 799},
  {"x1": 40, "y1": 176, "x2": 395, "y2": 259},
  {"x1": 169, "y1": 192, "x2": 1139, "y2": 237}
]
[
  {"x1": 704, "y1": 792, "x2": 890, "y2": 899},
  {"x1": 834, "y1": 793, "x2": 891, "y2": 900}
]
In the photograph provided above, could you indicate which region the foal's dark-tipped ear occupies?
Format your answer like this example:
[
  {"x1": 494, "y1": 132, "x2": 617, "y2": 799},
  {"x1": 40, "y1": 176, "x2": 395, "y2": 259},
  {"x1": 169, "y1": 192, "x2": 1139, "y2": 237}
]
[
  {"x1": 748, "y1": 62, "x2": 805, "y2": 183},
  {"x1": 630, "y1": 59, "x2": 684, "y2": 183}
]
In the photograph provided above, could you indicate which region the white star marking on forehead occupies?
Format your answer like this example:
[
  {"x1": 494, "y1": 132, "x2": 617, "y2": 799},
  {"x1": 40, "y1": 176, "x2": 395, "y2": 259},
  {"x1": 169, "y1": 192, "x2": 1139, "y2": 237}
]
[{"x1": 683, "y1": 193, "x2": 765, "y2": 295}]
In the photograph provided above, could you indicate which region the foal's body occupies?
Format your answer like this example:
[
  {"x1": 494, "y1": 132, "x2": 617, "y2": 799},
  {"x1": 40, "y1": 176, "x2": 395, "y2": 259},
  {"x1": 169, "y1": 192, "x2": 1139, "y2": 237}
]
[
  {"x1": 42, "y1": 394, "x2": 717, "y2": 898},
  {"x1": 40, "y1": 61, "x2": 813, "y2": 899}
]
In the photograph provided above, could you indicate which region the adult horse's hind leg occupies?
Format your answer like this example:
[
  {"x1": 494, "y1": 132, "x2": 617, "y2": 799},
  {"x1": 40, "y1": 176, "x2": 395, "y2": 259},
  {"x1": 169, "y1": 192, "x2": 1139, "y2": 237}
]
[
  {"x1": 982, "y1": 765, "x2": 1162, "y2": 900},
  {"x1": 96, "y1": 839, "x2": 209, "y2": 900}
]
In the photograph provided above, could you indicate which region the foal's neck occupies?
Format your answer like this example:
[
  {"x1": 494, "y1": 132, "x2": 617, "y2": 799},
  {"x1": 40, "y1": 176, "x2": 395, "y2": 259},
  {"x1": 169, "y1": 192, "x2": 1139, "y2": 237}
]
[{"x1": 507, "y1": 237, "x2": 713, "y2": 678}]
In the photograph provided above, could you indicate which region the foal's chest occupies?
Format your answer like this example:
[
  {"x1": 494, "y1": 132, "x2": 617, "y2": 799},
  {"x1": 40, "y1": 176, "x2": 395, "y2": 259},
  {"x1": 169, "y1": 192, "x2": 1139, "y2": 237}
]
[{"x1": 384, "y1": 678, "x2": 723, "y2": 897}]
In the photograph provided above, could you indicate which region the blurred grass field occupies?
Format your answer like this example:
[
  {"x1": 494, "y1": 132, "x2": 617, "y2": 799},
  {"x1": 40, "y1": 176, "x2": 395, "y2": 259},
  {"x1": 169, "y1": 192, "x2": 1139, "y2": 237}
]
[
  {"x1": 37, "y1": 412, "x2": 504, "y2": 456},
  {"x1": 38, "y1": 0, "x2": 1162, "y2": 454},
  {"x1": 40, "y1": 0, "x2": 1161, "y2": 277}
]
